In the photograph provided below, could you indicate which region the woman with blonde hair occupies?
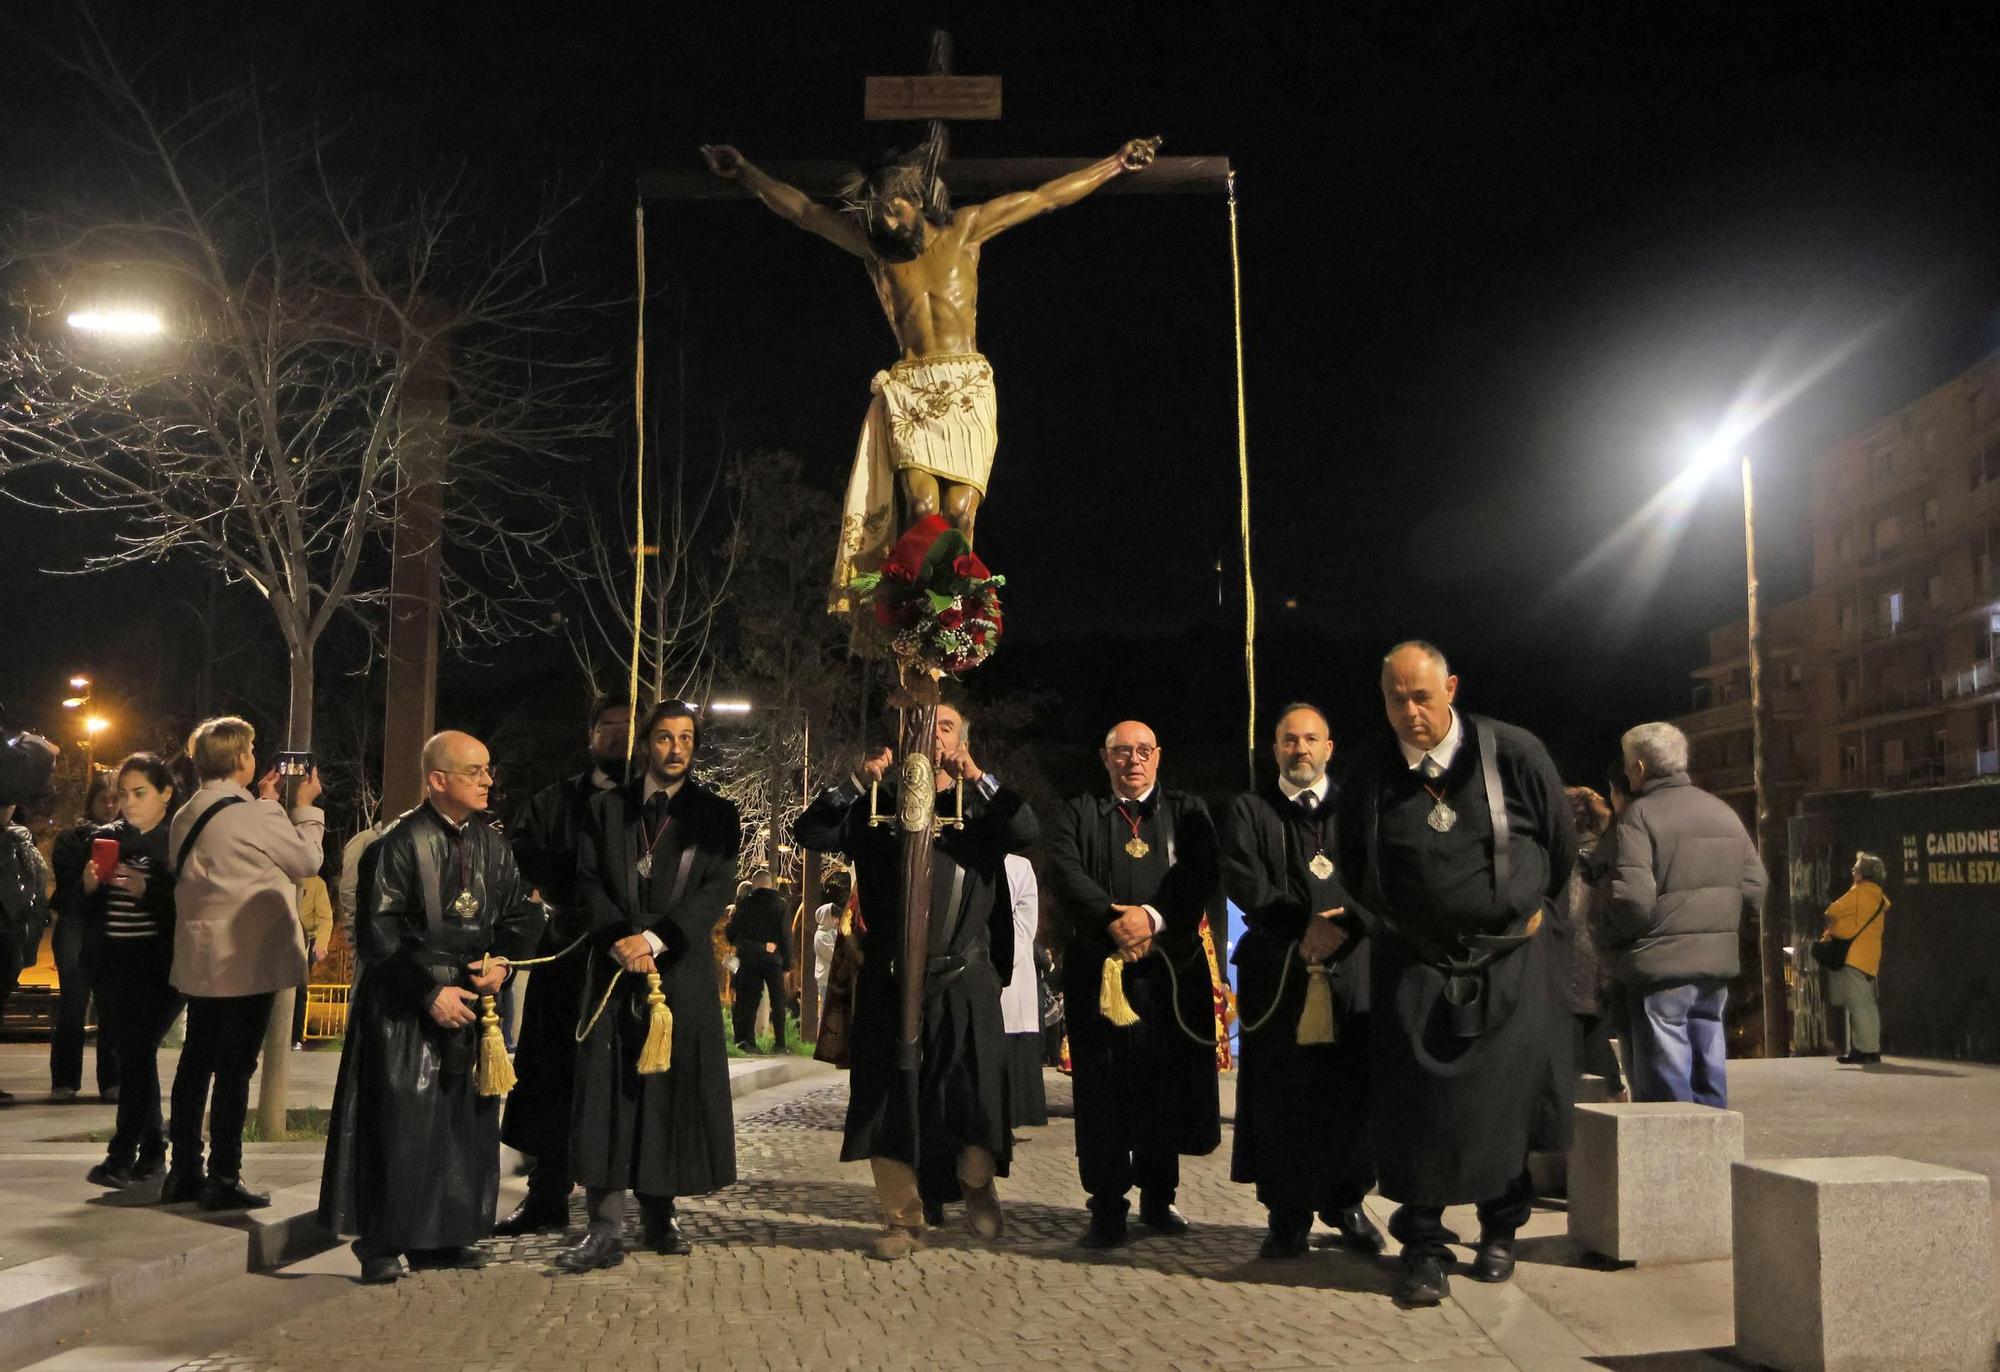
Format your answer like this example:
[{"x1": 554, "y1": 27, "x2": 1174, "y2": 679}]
[{"x1": 1818, "y1": 852, "x2": 1889, "y2": 1066}]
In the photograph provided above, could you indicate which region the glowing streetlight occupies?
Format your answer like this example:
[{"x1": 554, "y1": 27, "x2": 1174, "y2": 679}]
[
  {"x1": 707, "y1": 699, "x2": 754, "y2": 715},
  {"x1": 69, "y1": 675, "x2": 90, "y2": 690},
  {"x1": 84, "y1": 715, "x2": 110, "y2": 736},
  {"x1": 66, "y1": 309, "x2": 165, "y2": 338}
]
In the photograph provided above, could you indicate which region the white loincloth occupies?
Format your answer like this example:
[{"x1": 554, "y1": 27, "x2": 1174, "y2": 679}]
[{"x1": 829, "y1": 352, "x2": 997, "y2": 614}]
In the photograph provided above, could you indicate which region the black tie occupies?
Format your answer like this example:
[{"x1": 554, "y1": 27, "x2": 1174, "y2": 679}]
[{"x1": 1297, "y1": 791, "x2": 1317, "y2": 816}]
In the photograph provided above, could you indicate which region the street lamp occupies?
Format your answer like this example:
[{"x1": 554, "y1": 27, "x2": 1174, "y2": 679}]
[
  {"x1": 1690, "y1": 443, "x2": 1784, "y2": 1058},
  {"x1": 62, "y1": 675, "x2": 98, "y2": 783}
]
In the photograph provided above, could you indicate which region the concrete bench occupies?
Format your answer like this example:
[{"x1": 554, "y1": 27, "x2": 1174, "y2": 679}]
[
  {"x1": 1568, "y1": 1101, "x2": 1743, "y2": 1263},
  {"x1": 1527, "y1": 1074, "x2": 1610, "y2": 1197},
  {"x1": 1733, "y1": 1156, "x2": 1994, "y2": 1371}
]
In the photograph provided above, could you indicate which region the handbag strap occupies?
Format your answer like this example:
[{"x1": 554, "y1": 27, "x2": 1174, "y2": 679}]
[
  {"x1": 173, "y1": 795, "x2": 248, "y2": 880},
  {"x1": 1849, "y1": 889, "x2": 1888, "y2": 939}
]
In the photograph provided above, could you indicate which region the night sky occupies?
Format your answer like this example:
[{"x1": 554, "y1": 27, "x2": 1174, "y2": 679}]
[{"x1": 5, "y1": 1, "x2": 2000, "y2": 786}]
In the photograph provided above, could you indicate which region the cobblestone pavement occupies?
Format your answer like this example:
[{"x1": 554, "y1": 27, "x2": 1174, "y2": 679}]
[{"x1": 175, "y1": 1075, "x2": 1508, "y2": 1371}]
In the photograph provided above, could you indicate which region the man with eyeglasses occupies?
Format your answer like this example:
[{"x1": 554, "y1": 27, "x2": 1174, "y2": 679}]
[
  {"x1": 320, "y1": 730, "x2": 543, "y2": 1285},
  {"x1": 495, "y1": 693, "x2": 633, "y2": 1236},
  {"x1": 1046, "y1": 721, "x2": 1222, "y2": 1249},
  {"x1": 1221, "y1": 702, "x2": 1383, "y2": 1260},
  {"x1": 557, "y1": 700, "x2": 741, "y2": 1273}
]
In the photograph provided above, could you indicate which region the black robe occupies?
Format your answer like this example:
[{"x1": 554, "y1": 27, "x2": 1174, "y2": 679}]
[
  {"x1": 1221, "y1": 784, "x2": 1374, "y2": 1212},
  {"x1": 500, "y1": 768, "x2": 604, "y2": 1167},
  {"x1": 568, "y1": 778, "x2": 740, "y2": 1198},
  {"x1": 1337, "y1": 715, "x2": 1578, "y2": 1206},
  {"x1": 793, "y1": 777, "x2": 1035, "y2": 1196},
  {"x1": 319, "y1": 804, "x2": 541, "y2": 1250},
  {"x1": 1047, "y1": 791, "x2": 1222, "y2": 1163}
]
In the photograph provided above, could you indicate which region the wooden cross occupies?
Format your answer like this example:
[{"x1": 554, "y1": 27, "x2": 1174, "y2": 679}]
[{"x1": 642, "y1": 30, "x2": 1232, "y2": 202}]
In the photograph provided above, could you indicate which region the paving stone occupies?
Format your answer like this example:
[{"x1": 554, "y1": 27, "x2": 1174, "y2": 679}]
[{"x1": 175, "y1": 1076, "x2": 1506, "y2": 1370}]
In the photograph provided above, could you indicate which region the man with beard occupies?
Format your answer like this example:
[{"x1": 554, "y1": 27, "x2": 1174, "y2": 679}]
[
  {"x1": 1046, "y1": 720, "x2": 1220, "y2": 1249},
  {"x1": 698, "y1": 137, "x2": 1158, "y2": 608},
  {"x1": 494, "y1": 693, "x2": 631, "y2": 1236},
  {"x1": 1221, "y1": 703, "x2": 1383, "y2": 1259},
  {"x1": 1337, "y1": 643, "x2": 1577, "y2": 1307},
  {"x1": 793, "y1": 702, "x2": 1036, "y2": 1261},
  {"x1": 319, "y1": 732, "x2": 542, "y2": 1284},
  {"x1": 555, "y1": 701, "x2": 740, "y2": 1273}
]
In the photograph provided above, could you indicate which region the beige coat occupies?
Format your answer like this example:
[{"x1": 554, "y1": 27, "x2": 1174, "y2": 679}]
[{"x1": 168, "y1": 782, "x2": 326, "y2": 998}]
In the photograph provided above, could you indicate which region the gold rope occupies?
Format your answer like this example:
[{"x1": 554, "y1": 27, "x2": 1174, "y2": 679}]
[
  {"x1": 626, "y1": 200, "x2": 648, "y2": 769},
  {"x1": 1227, "y1": 172, "x2": 1258, "y2": 786}
]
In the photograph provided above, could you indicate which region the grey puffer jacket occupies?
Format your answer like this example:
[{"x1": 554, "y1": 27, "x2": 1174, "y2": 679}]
[{"x1": 1605, "y1": 773, "x2": 1764, "y2": 983}]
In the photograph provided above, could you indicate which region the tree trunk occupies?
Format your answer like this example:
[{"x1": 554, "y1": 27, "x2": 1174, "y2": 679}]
[{"x1": 259, "y1": 629, "x2": 315, "y2": 1140}]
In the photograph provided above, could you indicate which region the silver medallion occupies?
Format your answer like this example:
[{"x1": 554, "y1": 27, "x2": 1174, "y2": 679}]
[
  {"x1": 1427, "y1": 800, "x2": 1457, "y2": 834},
  {"x1": 1308, "y1": 853, "x2": 1335, "y2": 880},
  {"x1": 636, "y1": 852, "x2": 653, "y2": 879},
  {"x1": 451, "y1": 888, "x2": 481, "y2": 920}
]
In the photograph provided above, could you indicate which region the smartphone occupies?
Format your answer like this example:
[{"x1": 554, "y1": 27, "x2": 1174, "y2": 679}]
[
  {"x1": 91, "y1": 837, "x2": 121, "y2": 883},
  {"x1": 274, "y1": 750, "x2": 314, "y2": 779}
]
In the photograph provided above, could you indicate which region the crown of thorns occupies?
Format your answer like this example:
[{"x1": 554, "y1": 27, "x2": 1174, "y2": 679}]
[{"x1": 839, "y1": 151, "x2": 950, "y2": 223}]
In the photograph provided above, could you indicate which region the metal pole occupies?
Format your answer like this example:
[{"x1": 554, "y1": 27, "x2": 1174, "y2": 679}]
[{"x1": 1742, "y1": 453, "x2": 1783, "y2": 1057}]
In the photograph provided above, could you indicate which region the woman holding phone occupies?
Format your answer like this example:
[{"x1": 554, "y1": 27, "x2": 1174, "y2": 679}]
[{"x1": 83, "y1": 754, "x2": 184, "y2": 1189}]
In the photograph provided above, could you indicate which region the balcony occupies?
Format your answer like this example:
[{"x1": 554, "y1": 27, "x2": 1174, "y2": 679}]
[
  {"x1": 1693, "y1": 760, "x2": 1812, "y2": 794},
  {"x1": 1943, "y1": 659, "x2": 2000, "y2": 703},
  {"x1": 1681, "y1": 687, "x2": 1806, "y2": 734},
  {"x1": 1835, "y1": 750, "x2": 2000, "y2": 790},
  {"x1": 1835, "y1": 676, "x2": 1945, "y2": 723}
]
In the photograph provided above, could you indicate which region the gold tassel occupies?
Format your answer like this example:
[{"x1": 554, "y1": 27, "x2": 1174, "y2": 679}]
[
  {"x1": 1099, "y1": 956, "x2": 1141, "y2": 1027},
  {"x1": 475, "y1": 994, "x2": 516, "y2": 1097},
  {"x1": 636, "y1": 970, "x2": 674, "y2": 1074},
  {"x1": 1296, "y1": 963, "x2": 1337, "y2": 1046}
]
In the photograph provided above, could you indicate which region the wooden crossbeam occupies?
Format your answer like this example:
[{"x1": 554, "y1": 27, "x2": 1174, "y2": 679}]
[{"x1": 638, "y1": 155, "x2": 1232, "y2": 202}]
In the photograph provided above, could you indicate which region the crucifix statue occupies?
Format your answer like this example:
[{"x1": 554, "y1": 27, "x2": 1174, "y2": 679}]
[{"x1": 699, "y1": 39, "x2": 1158, "y2": 612}]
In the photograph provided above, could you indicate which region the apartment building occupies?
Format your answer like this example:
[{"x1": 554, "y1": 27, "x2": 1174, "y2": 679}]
[{"x1": 1680, "y1": 349, "x2": 2000, "y2": 819}]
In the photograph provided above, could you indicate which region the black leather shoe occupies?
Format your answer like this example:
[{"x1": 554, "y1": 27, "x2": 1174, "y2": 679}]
[
  {"x1": 131, "y1": 1150, "x2": 166, "y2": 1182},
  {"x1": 1395, "y1": 1253, "x2": 1451, "y2": 1306},
  {"x1": 1139, "y1": 1204, "x2": 1192, "y2": 1236},
  {"x1": 493, "y1": 1196, "x2": 571, "y2": 1236},
  {"x1": 87, "y1": 1161, "x2": 136, "y2": 1189},
  {"x1": 1837, "y1": 1052, "x2": 1862, "y2": 1065},
  {"x1": 553, "y1": 1231, "x2": 626, "y2": 1273},
  {"x1": 158, "y1": 1170, "x2": 206, "y2": 1205},
  {"x1": 1858, "y1": 1052, "x2": 1883, "y2": 1065},
  {"x1": 1077, "y1": 1213, "x2": 1128, "y2": 1249},
  {"x1": 1325, "y1": 1206, "x2": 1387, "y2": 1254},
  {"x1": 1258, "y1": 1226, "x2": 1310, "y2": 1260},
  {"x1": 1470, "y1": 1236, "x2": 1516, "y2": 1283},
  {"x1": 643, "y1": 1217, "x2": 692, "y2": 1256},
  {"x1": 357, "y1": 1253, "x2": 403, "y2": 1284},
  {"x1": 200, "y1": 1176, "x2": 272, "y2": 1211},
  {"x1": 408, "y1": 1246, "x2": 489, "y2": 1271}
]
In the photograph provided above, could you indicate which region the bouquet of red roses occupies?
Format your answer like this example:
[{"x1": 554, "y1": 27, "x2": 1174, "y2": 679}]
[{"x1": 847, "y1": 514, "x2": 1005, "y2": 675}]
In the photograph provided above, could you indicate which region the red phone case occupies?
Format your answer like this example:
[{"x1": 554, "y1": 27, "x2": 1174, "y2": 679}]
[{"x1": 91, "y1": 837, "x2": 121, "y2": 882}]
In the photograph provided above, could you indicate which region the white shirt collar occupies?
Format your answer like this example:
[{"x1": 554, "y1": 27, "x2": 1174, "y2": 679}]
[
  {"x1": 1276, "y1": 773, "x2": 1328, "y2": 807},
  {"x1": 589, "y1": 766, "x2": 619, "y2": 791},
  {"x1": 1397, "y1": 708, "x2": 1463, "y2": 774},
  {"x1": 1111, "y1": 785, "x2": 1156, "y2": 805},
  {"x1": 642, "y1": 773, "x2": 686, "y2": 803}
]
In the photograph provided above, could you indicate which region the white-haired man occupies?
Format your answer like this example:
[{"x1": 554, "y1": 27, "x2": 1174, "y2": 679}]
[{"x1": 1604, "y1": 721, "x2": 1764, "y2": 1108}]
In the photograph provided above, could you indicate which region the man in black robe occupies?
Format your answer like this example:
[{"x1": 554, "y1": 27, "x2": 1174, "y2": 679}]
[
  {"x1": 1222, "y1": 703, "x2": 1383, "y2": 1259},
  {"x1": 495, "y1": 693, "x2": 630, "y2": 1235},
  {"x1": 1336, "y1": 642, "x2": 1577, "y2": 1306},
  {"x1": 727, "y1": 871, "x2": 793, "y2": 1052},
  {"x1": 555, "y1": 700, "x2": 740, "y2": 1273},
  {"x1": 793, "y1": 701, "x2": 1036, "y2": 1261},
  {"x1": 319, "y1": 731, "x2": 542, "y2": 1285},
  {"x1": 1046, "y1": 719, "x2": 1220, "y2": 1249}
]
